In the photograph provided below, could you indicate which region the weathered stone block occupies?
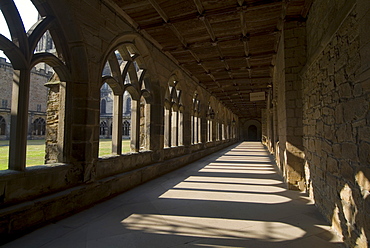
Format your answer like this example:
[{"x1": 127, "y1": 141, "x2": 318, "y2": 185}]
[
  {"x1": 327, "y1": 156, "x2": 339, "y2": 175},
  {"x1": 341, "y1": 142, "x2": 358, "y2": 161},
  {"x1": 338, "y1": 82, "x2": 352, "y2": 99},
  {"x1": 335, "y1": 104, "x2": 344, "y2": 124},
  {"x1": 359, "y1": 141, "x2": 370, "y2": 164},
  {"x1": 322, "y1": 139, "x2": 333, "y2": 154},
  {"x1": 341, "y1": 160, "x2": 355, "y2": 183},
  {"x1": 322, "y1": 125, "x2": 334, "y2": 142},
  {"x1": 359, "y1": 126, "x2": 370, "y2": 142},
  {"x1": 353, "y1": 82, "x2": 363, "y2": 96}
]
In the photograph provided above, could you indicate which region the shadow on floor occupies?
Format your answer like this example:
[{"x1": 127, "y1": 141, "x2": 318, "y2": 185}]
[{"x1": 3, "y1": 142, "x2": 344, "y2": 248}]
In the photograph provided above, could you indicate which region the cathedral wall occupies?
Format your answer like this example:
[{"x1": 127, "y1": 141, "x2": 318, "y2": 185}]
[
  {"x1": 302, "y1": 0, "x2": 370, "y2": 246},
  {"x1": 0, "y1": 58, "x2": 12, "y2": 139},
  {"x1": 0, "y1": 58, "x2": 12, "y2": 109},
  {"x1": 29, "y1": 69, "x2": 50, "y2": 113},
  {"x1": 0, "y1": 58, "x2": 52, "y2": 139}
]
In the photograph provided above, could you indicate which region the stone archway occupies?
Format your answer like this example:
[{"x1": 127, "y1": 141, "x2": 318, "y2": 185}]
[{"x1": 240, "y1": 119, "x2": 262, "y2": 141}]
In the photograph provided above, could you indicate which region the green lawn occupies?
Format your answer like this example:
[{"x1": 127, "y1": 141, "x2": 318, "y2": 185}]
[
  {"x1": 0, "y1": 139, "x2": 132, "y2": 170},
  {"x1": 99, "y1": 139, "x2": 131, "y2": 156},
  {"x1": 0, "y1": 140, "x2": 46, "y2": 170}
]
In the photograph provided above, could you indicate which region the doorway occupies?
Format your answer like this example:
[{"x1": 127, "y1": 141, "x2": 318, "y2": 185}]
[{"x1": 248, "y1": 125, "x2": 258, "y2": 141}]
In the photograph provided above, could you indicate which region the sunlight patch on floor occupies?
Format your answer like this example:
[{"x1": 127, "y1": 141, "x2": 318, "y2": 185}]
[
  {"x1": 198, "y1": 167, "x2": 275, "y2": 174},
  {"x1": 159, "y1": 189, "x2": 290, "y2": 203},
  {"x1": 173, "y1": 181, "x2": 285, "y2": 193},
  {"x1": 121, "y1": 214, "x2": 306, "y2": 241},
  {"x1": 184, "y1": 176, "x2": 282, "y2": 185},
  {"x1": 203, "y1": 165, "x2": 274, "y2": 170}
]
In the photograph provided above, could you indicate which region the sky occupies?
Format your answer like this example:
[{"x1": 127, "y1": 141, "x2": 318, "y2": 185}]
[{"x1": 0, "y1": 0, "x2": 38, "y2": 60}]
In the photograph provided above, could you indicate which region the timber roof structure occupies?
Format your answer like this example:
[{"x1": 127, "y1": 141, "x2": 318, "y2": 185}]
[{"x1": 115, "y1": 0, "x2": 310, "y2": 119}]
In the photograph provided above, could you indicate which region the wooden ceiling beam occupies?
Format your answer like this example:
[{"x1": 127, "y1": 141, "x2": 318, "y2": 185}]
[
  {"x1": 178, "y1": 51, "x2": 275, "y2": 64},
  {"x1": 193, "y1": 0, "x2": 204, "y2": 14},
  {"x1": 203, "y1": 76, "x2": 271, "y2": 84},
  {"x1": 301, "y1": 0, "x2": 313, "y2": 18},
  {"x1": 162, "y1": 31, "x2": 278, "y2": 52},
  {"x1": 148, "y1": 0, "x2": 169, "y2": 22},
  {"x1": 204, "y1": 84, "x2": 269, "y2": 91},
  {"x1": 193, "y1": 0, "x2": 233, "y2": 79},
  {"x1": 139, "y1": 1, "x2": 282, "y2": 29}
]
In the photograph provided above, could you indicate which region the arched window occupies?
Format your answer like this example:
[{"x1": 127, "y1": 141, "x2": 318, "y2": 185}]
[
  {"x1": 101, "y1": 99, "x2": 106, "y2": 114},
  {"x1": 99, "y1": 44, "x2": 152, "y2": 156},
  {"x1": 164, "y1": 79, "x2": 182, "y2": 148},
  {"x1": 33, "y1": 118, "x2": 46, "y2": 136},
  {"x1": 1, "y1": 0, "x2": 70, "y2": 169},
  {"x1": 0, "y1": 116, "x2": 6, "y2": 135},
  {"x1": 123, "y1": 120, "x2": 130, "y2": 136},
  {"x1": 207, "y1": 106, "x2": 215, "y2": 142},
  {"x1": 192, "y1": 93, "x2": 201, "y2": 144},
  {"x1": 100, "y1": 121, "x2": 107, "y2": 136},
  {"x1": 125, "y1": 97, "x2": 131, "y2": 115}
]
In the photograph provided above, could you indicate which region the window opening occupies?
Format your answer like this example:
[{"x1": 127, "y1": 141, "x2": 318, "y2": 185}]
[
  {"x1": 26, "y1": 62, "x2": 53, "y2": 167},
  {"x1": 122, "y1": 91, "x2": 132, "y2": 154},
  {"x1": 99, "y1": 83, "x2": 113, "y2": 157},
  {"x1": 0, "y1": 116, "x2": 6, "y2": 135}
]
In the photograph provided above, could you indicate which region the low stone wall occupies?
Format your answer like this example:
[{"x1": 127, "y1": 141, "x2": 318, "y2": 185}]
[
  {"x1": 0, "y1": 164, "x2": 79, "y2": 207},
  {"x1": 0, "y1": 140, "x2": 237, "y2": 244}
]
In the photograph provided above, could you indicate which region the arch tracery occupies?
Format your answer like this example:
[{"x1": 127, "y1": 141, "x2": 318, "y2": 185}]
[
  {"x1": 0, "y1": 0, "x2": 73, "y2": 170},
  {"x1": 99, "y1": 40, "x2": 153, "y2": 155},
  {"x1": 164, "y1": 73, "x2": 183, "y2": 148}
]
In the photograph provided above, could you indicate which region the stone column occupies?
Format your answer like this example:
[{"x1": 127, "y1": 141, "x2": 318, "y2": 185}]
[
  {"x1": 9, "y1": 69, "x2": 30, "y2": 170},
  {"x1": 171, "y1": 109, "x2": 178, "y2": 146},
  {"x1": 68, "y1": 79, "x2": 99, "y2": 182},
  {"x1": 149, "y1": 101, "x2": 163, "y2": 158},
  {"x1": 275, "y1": 21, "x2": 306, "y2": 190},
  {"x1": 44, "y1": 80, "x2": 60, "y2": 164},
  {"x1": 164, "y1": 107, "x2": 171, "y2": 147},
  {"x1": 130, "y1": 99, "x2": 140, "y2": 152},
  {"x1": 112, "y1": 94, "x2": 123, "y2": 154},
  {"x1": 178, "y1": 110, "x2": 184, "y2": 145}
]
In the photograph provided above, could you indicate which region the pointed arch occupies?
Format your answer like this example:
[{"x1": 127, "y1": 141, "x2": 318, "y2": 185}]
[
  {"x1": 0, "y1": 0, "x2": 75, "y2": 170},
  {"x1": 99, "y1": 34, "x2": 154, "y2": 156},
  {"x1": 164, "y1": 72, "x2": 184, "y2": 148}
]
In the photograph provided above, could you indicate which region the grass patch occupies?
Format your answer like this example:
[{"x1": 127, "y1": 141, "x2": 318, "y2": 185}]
[
  {"x1": 0, "y1": 140, "x2": 9, "y2": 170},
  {"x1": 99, "y1": 139, "x2": 131, "y2": 157},
  {"x1": 0, "y1": 139, "x2": 46, "y2": 170},
  {"x1": 0, "y1": 139, "x2": 132, "y2": 170}
]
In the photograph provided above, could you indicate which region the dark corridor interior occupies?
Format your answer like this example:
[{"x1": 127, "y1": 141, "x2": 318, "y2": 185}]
[{"x1": 248, "y1": 125, "x2": 258, "y2": 141}]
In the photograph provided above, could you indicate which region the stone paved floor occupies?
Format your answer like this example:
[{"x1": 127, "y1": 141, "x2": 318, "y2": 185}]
[{"x1": 3, "y1": 142, "x2": 344, "y2": 248}]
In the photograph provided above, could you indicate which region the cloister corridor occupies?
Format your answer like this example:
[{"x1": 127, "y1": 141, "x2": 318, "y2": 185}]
[{"x1": 3, "y1": 142, "x2": 343, "y2": 248}]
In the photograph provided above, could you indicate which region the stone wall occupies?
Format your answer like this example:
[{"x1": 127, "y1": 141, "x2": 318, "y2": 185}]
[
  {"x1": 273, "y1": 21, "x2": 306, "y2": 190},
  {"x1": 29, "y1": 68, "x2": 50, "y2": 113},
  {"x1": 302, "y1": 0, "x2": 370, "y2": 246},
  {"x1": 0, "y1": 58, "x2": 12, "y2": 109},
  {"x1": 0, "y1": 58, "x2": 52, "y2": 139},
  {"x1": 0, "y1": 58, "x2": 12, "y2": 139},
  {"x1": 45, "y1": 78, "x2": 61, "y2": 164}
]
